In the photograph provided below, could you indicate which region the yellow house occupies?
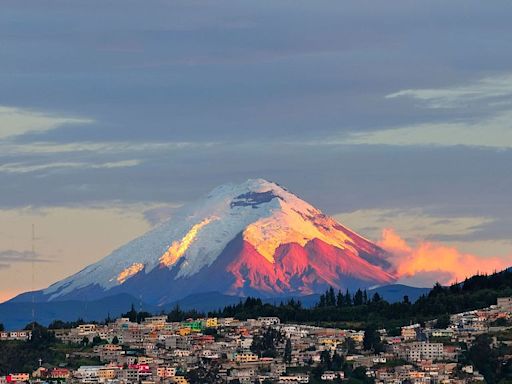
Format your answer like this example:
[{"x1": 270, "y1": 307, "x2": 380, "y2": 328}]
[
  {"x1": 173, "y1": 375, "x2": 189, "y2": 384},
  {"x1": 178, "y1": 327, "x2": 191, "y2": 336},
  {"x1": 235, "y1": 352, "x2": 259, "y2": 363},
  {"x1": 98, "y1": 368, "x2": 118, "y2": 380},
  {"x1": 206, "y1": 317, "x2": 218, "y2": 328}
]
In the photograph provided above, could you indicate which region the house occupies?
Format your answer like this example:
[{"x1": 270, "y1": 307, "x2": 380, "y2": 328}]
[
  {"x1": 278, "y1": 374, "x2": 309, "y2": 383},
  {"x1": 401, "y1": 342, "x2": 444, "y2": 362},
  {"x1": 235, "y1": 351, "x2": 259, "y2": 363},
  {"x1": 157, "y1": 367, "x2": 176, "y2": 378},
  {"x1": 6, "y1": 373, "x2": 30, "y2": 383},
  {"x1": 401, "y1": 324, "x2": 420, "y2": 341},
  {"x1": 321, "y1": 371, "x2": 343, "y2": 381},
  {"x1": 206, "y1": 317, "x2": 218, "y2": 328},
  {"x1": 49, "y1": 368, "x2": 71, "y2": 379},
  {"x1": 258, "y1": 317, "x2": 281, "y2": 326},
  {"x1": 497, "y1": 297, "x2": 512, "y2": 312}
]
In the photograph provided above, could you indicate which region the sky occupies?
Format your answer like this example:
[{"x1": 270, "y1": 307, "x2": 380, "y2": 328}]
[{"x1": 1, "y1": 0, "x2": 512, "y2": 302}]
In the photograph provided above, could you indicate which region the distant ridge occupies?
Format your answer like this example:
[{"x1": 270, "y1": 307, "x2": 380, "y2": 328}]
[{"x1": 0, "y1": 294, "x2": 157, "y2": 330}]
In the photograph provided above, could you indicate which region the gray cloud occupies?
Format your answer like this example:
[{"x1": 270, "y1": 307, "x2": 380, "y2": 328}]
[
  {"x1": 0, "y1": 250, "x2": 51, "y2": 265},
  {"x1": 143, "y1": 205, "x2": 178, "y2": 226},
  {"x1": 386, "y1": 74, "x2": 512, "y2": 109},
  {"x1": 1, "y1": 0, "x2": 512, "y2": 250}
]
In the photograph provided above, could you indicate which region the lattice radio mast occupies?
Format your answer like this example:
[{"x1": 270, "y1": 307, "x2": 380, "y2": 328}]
[{"x1": 31, "y1": 223, "x2": 35, "y2": 329}]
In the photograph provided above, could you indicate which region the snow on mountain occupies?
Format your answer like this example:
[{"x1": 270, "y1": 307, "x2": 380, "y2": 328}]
[{"x1": 41, "y1": 178, "x2": 396, "y2": 304}]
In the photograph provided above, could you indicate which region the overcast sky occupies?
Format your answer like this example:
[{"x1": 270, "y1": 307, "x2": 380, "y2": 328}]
[{"x1": 1, "y1": 0, "x2": 512, "y2": 300}]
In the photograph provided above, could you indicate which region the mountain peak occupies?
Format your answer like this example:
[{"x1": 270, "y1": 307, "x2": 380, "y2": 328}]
[
  {"x1": 38, "y1": 179, "x2": 395, "y2": 304},
  {"x1": 208, "y1": 178, "x2": 291, "y2": 201}
]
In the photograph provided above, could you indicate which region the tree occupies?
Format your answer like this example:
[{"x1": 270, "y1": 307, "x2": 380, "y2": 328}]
[
  {"x1": 320, "y1": 350, "x2": 331, "y2": 370},
  {"x1": 284, "y1": 338, "x2": 292, "y2": 364},
  {"x1": 0, "y1": 323, "x2": 3, "y2": 332},
  {"x1": 353, "y1": 289, "x2": 364, "y2": 306},
  {"x1": 336, "y1": 290, "x2": 344, "y2": 307},
  {"x1": 92, "y1": 335, "x2": 103, "y2": 346},
  {"x1": 251, "y1": 327, "x2": 283, "y2": 358},
  {"x1": 342, "y1": 337, "x2": 357, "y2": 354},
  {"x1": 372, "y1": 292, "x2": 382, "y2": 303},
  {"x1": 48, "y1": 320, "x2": 67, "y2": 329},
  {"x1": 123, "y1": 304, "x2": 138, "y2": 322},
  {"x1": 82, "y1": 336, "x2": 90, "y2": 346},
  {"x1": 351, "y1": 366, "x2": 373, "y2": 383},
  {"x1": 328, "y1": 287, "x2": 336, "y2": 306},
  {"x1": 112, "y1": 336, "x2": 119, "y2": 345},
  {"x1": 467, "y1": 334, "x2": 498, "y2": 383},
  {"x1": 331, "y1": 351, "x2": 344, "y2": 371},
  {"x1": 363, "y1": 325, "x2": 382, "y2": 352},
  {"x1": 136, "y1": 311, "x2": 152, "y2": 323},
  {"x1": 434, "y1": 313, "x2": 451, "y2": 329},
  {"x1": 344, "y1": 289, "x2": 352, "y2": 306},
  {"x1": 27, "y1": 323, "x2": 56, "y2": 347},
  {"x1": 318, "y1": 294, "x2": 326, "y2": 308}
]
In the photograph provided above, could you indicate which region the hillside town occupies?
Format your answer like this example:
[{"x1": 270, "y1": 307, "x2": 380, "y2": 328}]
[{"x1": 1, "y1": 297, "x2": 512, "y2": 384}]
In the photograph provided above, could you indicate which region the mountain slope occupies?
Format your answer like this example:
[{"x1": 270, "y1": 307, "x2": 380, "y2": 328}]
[{"x1": 14, "y1": 179, "x2": 396, "y2": 305}]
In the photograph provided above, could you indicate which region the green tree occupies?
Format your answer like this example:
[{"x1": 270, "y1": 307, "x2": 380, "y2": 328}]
[
  {"x1": 123, "y1": 304, "x2": 138, "y2": 322},
  {"x1": 363, "y1": 325, "x2": 382, "y2": 352},
  {"x1": 351, "y1": 366, "x2": 373, "y2": 383},
  {"x1": 284, "y1": 338, "x2": 292, "y2": 364},
  {"x1": 434, "y1": 313, "x2": 451, "y2": 329},
  {"x1": 251, "y1": 327, "x2": 283, "y2": 358},
  {"x1": 328, "y1": 287, "x2": 336, "y2": 306},
  {"x1": 467, "y1": 334, "x2": 498, "y2": 383},
  {"x1": 354, "y1": 289, "x2": 364, "y2": 306},
  {"x1": 372, "y1": 292, "x2": 382, "y2": 303},
  {"x1": 336, "y1": 290, "x2": 344, "y2": 308},
  {"x1": 343, "y1": 337, "x2": 357, "y2": 354},
  {"x1": 320, "y1": 350, "x2": 331, "y2": 371},
  {"x1": 331, "y1": 351, "x2": 344, "y2": 371},
  {"x1": 112, "y1": 336, "x2": 119, "y2": 345},
  {"x1": 345, "y1": 289, "x2": 352, "y2": 306},
  {"x1": 318, "y1": 294, "x2": 326, "y2": 307},
  {"x1": 92, "y1": 335, "x2": 103, "y2": 346}
]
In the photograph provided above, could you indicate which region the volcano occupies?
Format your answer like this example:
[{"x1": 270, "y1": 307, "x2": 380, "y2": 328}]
[{"x1": 17, "y1": 179, "x2": 396, "y2": 305}]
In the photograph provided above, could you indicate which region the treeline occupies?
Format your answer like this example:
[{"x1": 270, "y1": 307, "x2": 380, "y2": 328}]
[
  {"x1": 210, "y1": 269, "x2": 512, "y2": 329},
  {"x1": 317, "y1": 287, "x2": 386, "y2": 308},
  {"x1": 121, "y1": 304, "x2": 205, "y2": 324}
]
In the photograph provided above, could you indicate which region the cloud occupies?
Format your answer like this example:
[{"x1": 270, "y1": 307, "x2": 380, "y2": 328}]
[
  {"x1": 0, "y1": 249, "x2": 51, "y2": 266},
  {"x1": 0, "y1": 159, "x2": 141, "y2": 174},
  {"x1": 336, "y1": 208, "x2": 492, "y2": 244},
  {"x1": 386, "y1": 74, "x2": 512, "y2": 109},
  {"x1": 143, "y1": 205, "x2": 180, "y2": 226},
  {"x1": 333, "y1": 73, "x2": 512, "y2": 148},
  {"x1": 379, "y1": 228, "x2": 509, "y2": 286},
  {"x1": 340, "y1": 109, "x2": 512, "y2": 148},
  {"x1": 0, "y1": 105, "x2": 93, "y2": 139},
  {"x1": 0, "y1": 141, "x2": 218, "y2": 156}
]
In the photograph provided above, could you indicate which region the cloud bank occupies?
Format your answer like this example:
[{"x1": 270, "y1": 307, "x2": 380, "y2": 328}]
[{"x1": 380, "y1": 228, "x2": 509, "y2": 287}]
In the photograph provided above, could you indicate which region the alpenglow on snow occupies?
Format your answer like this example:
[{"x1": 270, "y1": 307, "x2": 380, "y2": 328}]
[{"x1": 19, "y1": 179, "x2": 397, "y2": 305}]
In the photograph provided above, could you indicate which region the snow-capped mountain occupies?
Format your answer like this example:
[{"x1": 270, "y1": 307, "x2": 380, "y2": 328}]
[{"x1": 32, "y1": 179, "x2": 397, "y2": 305}]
